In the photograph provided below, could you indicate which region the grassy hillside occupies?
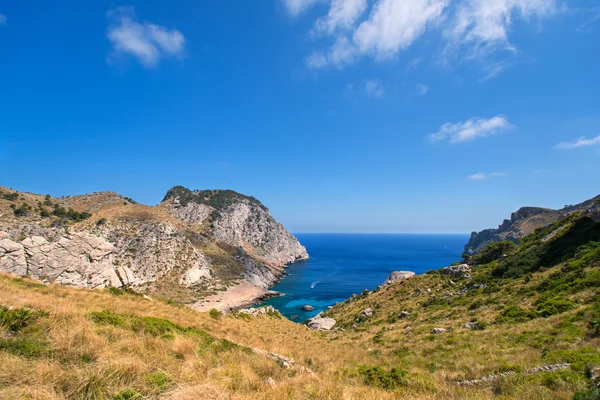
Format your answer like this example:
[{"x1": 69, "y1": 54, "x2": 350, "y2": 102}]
[
  {"x1": 324, "y1": 212, "x2": 600, "y2": 399},
  {"x1": 1, "y1": 210, "x2": 599, "y2": 399}
]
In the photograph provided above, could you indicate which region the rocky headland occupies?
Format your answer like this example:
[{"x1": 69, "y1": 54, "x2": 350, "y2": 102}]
[
  {"x1": 0, "y1": 186, "x2": 308, "y2": 310},
  {"x1": 464, "y1": 194, "x2": 600, "y2": 254}
]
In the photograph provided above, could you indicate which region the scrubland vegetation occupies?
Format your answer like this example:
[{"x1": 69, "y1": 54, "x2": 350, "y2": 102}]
[{"x1": 0, "y1": 211, "x2": 599, "y2": 399}]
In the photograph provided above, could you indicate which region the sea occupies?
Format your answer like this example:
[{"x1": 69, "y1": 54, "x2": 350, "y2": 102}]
[{"x1": 260, "y1": 233, "x2": 469, "y2": 320}]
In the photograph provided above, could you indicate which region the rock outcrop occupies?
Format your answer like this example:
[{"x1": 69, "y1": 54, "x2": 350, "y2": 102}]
[
  {"x1": 306, "y1": 314, "x2": 336, "y2": 330},
  {"x1": 379, "y1": 271, "x2": 415, "y2": 288},
  {"x1": 0, "y1": 232, "x2": 119, "y2": 288},
  {"x1": 441, "y1": 264, "x2": 471, "y2": 279},
  {"x1": 464, "y1": 195, "x2": 600, "y2": 254},
  {"x1": 0, "y1": 186, "x2": 308, "y2": 308}
]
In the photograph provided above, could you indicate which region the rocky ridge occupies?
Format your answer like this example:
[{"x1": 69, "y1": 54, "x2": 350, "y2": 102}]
[
  {"x1": 0, "y1": 186, "x2": 308, "y2": 307},
  {"x1": 464, "y1": 194, "x2": 600, "y2": 254}
]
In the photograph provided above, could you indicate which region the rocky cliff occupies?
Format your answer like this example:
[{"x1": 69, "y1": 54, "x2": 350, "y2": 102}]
[
  {"x1": 0, "y1": 186, "x2": 307, "y2": 307},
  {"x1": 464, "y1": 194, "x2": 600, "y2": 254}
]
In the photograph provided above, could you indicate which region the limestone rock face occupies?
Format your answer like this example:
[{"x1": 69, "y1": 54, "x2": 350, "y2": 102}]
[
  {"x1": 212, "y1": 201, "x2": 308, "y2": 267},
  {"x1": 306, "y1": 314, "x2": 336, "y2": 330},
  {"x1": 164, "y1": 198, "x2": 214, "y2": 225},
  {"x1": 0, "y1": 238, "x2": 28, "y2": 276},
  {"x1": 0, "y1": 232, "x2": 119, "y2": 288},
  {"x1": 380, "y1": 271, "x2": 415, "y2": 288}
]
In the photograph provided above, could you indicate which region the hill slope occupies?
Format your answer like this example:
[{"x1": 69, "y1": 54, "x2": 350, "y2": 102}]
[
  {"x1": 0, "y1": 186, "x2": 307, "y2": 310},
  {"x1": 1, "y1": 209, "x2": 600, "y2": 399},
  {"x1": 464, "y1": 195, "x2": 600, "y2": 254},
  {"x1": 322, "y1": 210, "x2": 600, "y2": 399}
]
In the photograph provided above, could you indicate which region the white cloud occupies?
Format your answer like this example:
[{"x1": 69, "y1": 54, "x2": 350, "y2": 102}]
[
  {"x1": 468, "y1": 171, "x2": 507, "y2": 180},
  {"x1": 354, "y1": 0, "x2": 448, "y2": 59},
  {"x1": 282, "y1": 0, "x2": 321, "y2": 17},
  {"x1": 307, "y1": 52, "x2": 328, "y2": 68},
  {"x1": 430, "y1": 114, "x2": 513, "y2": 143},
  {"x1": 364, "y1": 80, "x2": 385, "y2": 98},
  {"x1": 314, "y1": 0, "x2": 367, "y2": 33},
  {"x1": 445, "y1": 0, "x2": 556, "y2": 59},
  {"x1": 554, "y1": 135, "x2": 600, "y2": 149},
  {"x1": 308, "y1": 36, "x2": 357, "y2": 69},
  {"x1": 0, "y1": 13, "x2": 7, "y2": 26},
  {"x1": 468, "y1": 172, "x2": 487, "y2": 180},
  {"x1": 489, "y1": 171, "x2": 507, "y2": 177},
  {"x1": 294, "y1": 0, "x2": 559, "y2": 77},
  {"x1": 106, "y1": 7, "x2": 185, "y2": 68},
  {"x1": 416, "y1": 84, "x2": 429, "y2": 95}
]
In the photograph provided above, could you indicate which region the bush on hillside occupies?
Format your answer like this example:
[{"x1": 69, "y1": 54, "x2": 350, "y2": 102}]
[
  {"x1": 471, "y1": 240, "x2": 517, "y2": 265},
  {"x1": 356, "y1": 366, "x2": 407, "y2": 390}
]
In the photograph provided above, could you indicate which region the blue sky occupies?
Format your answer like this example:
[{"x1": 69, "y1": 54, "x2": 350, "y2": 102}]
[{"x1": 0, "y1": 1, "x2": 598, "y2": 233}]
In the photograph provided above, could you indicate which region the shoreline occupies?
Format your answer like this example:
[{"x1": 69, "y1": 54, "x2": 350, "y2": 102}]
[{"x1": 189, "y1": 272, "x2": 289, "y2": 313}]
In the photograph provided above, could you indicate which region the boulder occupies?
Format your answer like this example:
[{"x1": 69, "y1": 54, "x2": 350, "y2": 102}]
[
  {"x1": 301, "y1": 305, "x2": 314, "y2": 311},
  {"x1": 464, "y1": 321, "x2": 476, "y2": 330},
  {"x1": 265, "y1": 377, "x2": 276, "y2": 387},
  {"x1": 431, "y1": 328, "x2": 448, "y2": 334},
  {"x1": 398, "y1": 311, "x2": 410, "y2": 320},
  {"x1": 380, "y1": 271, "x2": 415, "y2": 287},
  {"x1": 441, "y1": 264, "x2": 471, "y2": 279},
  {"x1": 361, "y1": 308, "x2": 373, "y2": 318},
  {"x1": 306, "y1": 315, "x2": 336, "y2": 331}
]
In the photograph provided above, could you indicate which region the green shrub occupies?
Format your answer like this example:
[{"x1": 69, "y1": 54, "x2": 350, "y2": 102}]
[
  {"x1": 544, "y1": 347, "x2": 600, "y2": 372},
  {"x1": 357, "y1": 366, "x2": 407, "y2": 390},
  {"x1": 209, "y1": 308, "x2": 223, "y2": 320},
  {"x1": 496, "y1": 306, "x2": 536, "y2": 323},
  {"x1": 145, "y1": 372, "x2": 171, "y2": 392},
  {"x1": 89, "y1": 310, "x2": 214, "y2": 343},
  {"x1": 0, "y1": 306, "x2": 47, "y2": 332},
  {"x1": 536, "y1": 298, "x2": 575, "y2": 318},
  {"x1": 472, "y1": 240, "x2": 517, "y2": 265},
  {"x1": 392, "y1": 346, "x2": 412, "y2": 358},
  {"x1": 468, "y1": 300, "x2": 483, "y2": 311},
  {"x1": 0, "y1": 191, "x2": 19, "y2": 201},
  {"x1": 0, "y1": 337, "x2": 52, "y2": 358},
  {"x1": 573, "y1": 388, "x2": 600, "y2": 400}
]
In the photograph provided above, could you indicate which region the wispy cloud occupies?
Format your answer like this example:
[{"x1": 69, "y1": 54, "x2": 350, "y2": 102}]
[
  {"x1": 281, "y1": 0, "x2": 321, "y2": 17},
  {"x1": 364, "y1": 79, "x2": 385, "y2": 98},
  {"x1": 444, "y1": 0, "x2": 556, "y2": 59},
  {"x1": 576, "y1": 7, "x2": 600, "y2": 33},
  {"x1": 430, "y1": 115, "x2": 513, "y2": 143},
  {"x1": 416, "y1": 84, "x2": 429, "y2": 95},
  {"x1": 0, "y1": 13, "x2": 7, "y2": 27},
  {"x1": 314, "y1": 0, "x2": 367, "y2": 34},
  {"x1": 292, "y1": 0, "x2": 558, "y2": 79},
  {"x1": 468, "y1": 171, "x2": 507, "y2": 180},
  {"x1": 554, "y1": 135, "x2": 600, "y2": 149},
  {"x1": 106, "y1": 7, "x2": 185, "y2": 68}
]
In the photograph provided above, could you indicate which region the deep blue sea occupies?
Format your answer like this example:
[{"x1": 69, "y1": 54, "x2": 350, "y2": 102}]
[{"x1": 260, "y1": 233, "x2": 469, "y2": 319}]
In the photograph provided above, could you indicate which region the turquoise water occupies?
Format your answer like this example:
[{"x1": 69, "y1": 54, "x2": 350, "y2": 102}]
[{"x1": 261, "y1": 233, "x2": 469, "y2": 320}]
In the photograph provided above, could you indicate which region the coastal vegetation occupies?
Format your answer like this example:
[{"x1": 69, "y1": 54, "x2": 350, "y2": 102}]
[{"x1": 0, "y1": 188, "x2": 598, "y2": 399}]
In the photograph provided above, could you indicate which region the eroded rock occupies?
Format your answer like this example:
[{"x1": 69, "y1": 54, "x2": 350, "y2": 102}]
[{"x1": 306, "y1": 314, "x2": 336, "y2": 331}]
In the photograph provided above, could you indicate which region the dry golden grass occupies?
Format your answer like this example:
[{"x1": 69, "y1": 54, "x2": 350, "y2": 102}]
[{"x1": 0, "y1": 260, "x2": 595, "y2": 400}]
